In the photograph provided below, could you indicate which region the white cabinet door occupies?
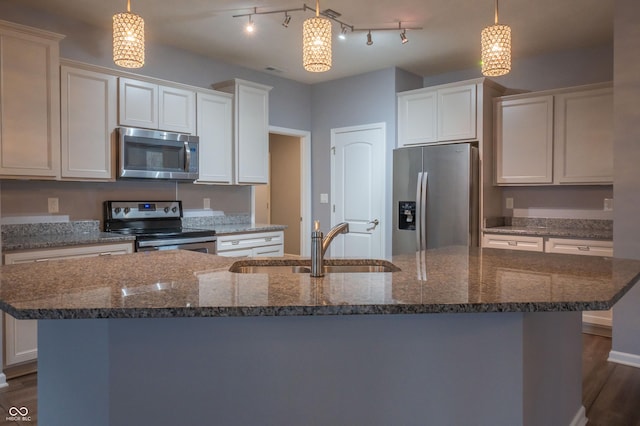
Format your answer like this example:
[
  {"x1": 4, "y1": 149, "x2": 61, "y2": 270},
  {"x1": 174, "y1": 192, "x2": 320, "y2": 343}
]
[
  {"x1": 0, "y1": 22, "x2": 63, "y2": 179},
  {"x1": 397, "y1": 89, "x2": 437, "y2": 146},
  {"x1": 196, "y1": 92, "x2": 233, "y2": 184},
  {"x1": 438, "y1": 84, "x2": 477, "y2": 141},
  {"x1": 495, "y1": 96, "x2": 554, "y2": 184},
  {"x1": 3, "y1": 242, "x2": 134, "y2": 367},
  {"x1": 61, "y1": 65, "x2": 117, "y2": 180},
  {"x1": 554, "y1": 87, "x2": 613, "y2": 184},
  {"x1": 118, "y1": 78, "x2": 158, "y2": 129},
  {"x1": 214, "y1": 79, "x2": 272, "y2": 185},
  {"x1": 236, "y1": 83, "x2": 270, "y2": 184},
  {"x1": 159, "y1": 86, "x2": 196, "y2": 134}
]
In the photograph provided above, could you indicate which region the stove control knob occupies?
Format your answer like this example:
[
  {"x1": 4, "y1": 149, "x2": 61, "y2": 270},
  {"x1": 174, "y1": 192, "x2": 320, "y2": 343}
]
[
  {"x1": 114, "y1": 207, "x2": 121, "y2": 215},
  {"x1": 172, "y1": 207, "x2": 178, "y2": 213},
  {"x1": 164, "y1": 207, "x2": 170, "y2": 213},
  {"x1": 124, "y1": 207, "x2": 130, "y2": 215}
]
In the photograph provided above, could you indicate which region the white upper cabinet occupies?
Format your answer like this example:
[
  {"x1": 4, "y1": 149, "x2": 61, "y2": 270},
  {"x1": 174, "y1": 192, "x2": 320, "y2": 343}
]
[
  {"x1": 554, "y1": 86, "x2": 613, "y2": 184},
  {"x1": 438, "y1": 84, "x2": 477, "y2": 141},
  {"x1": 495, "y1": 83, "x2": 613, "y2": 186},
  {"x1": 0, "y1": 20, "x2": 64, "y2": 179},
  {"x1": 159, "y1": 86, "x2": 196, "y2": 134},
  {"x1": 495, "y1": 95, "x2": 554, "y2": 184},
  {"x1": 61, "y1": 64, "x2": 117, "y2": 180},
  {"x1": 397, "y1": 82, "x2": 477, "y2": 147},
  {"x1": 196, "y1": 91, "x2": 233, "y2": 184},
  {"x1": 119, "y1": 78, "x2": 196, "y2": 134},
  {"x1": 214, "y1": 79, "x2": 272, "y2": 185}
]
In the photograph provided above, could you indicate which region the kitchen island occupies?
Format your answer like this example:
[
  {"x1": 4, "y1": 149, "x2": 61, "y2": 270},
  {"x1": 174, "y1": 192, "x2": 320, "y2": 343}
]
[{"x1": 1, "y1": 248, "x2": 638, "y2": 425}]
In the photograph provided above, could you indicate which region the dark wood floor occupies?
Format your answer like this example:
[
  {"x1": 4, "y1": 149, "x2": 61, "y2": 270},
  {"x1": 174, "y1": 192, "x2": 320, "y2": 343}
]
[{"x1": 0, "y1": 334, "x2": 637, "y2": 425}]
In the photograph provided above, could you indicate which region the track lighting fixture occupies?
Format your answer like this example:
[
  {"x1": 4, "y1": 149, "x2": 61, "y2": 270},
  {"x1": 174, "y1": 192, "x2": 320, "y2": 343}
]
[
  {"x1": 282, "y1": 13, "x2": 291, "y2": 28},
  {"x1": 232, "y1": 7, "x2": 422, "y2": 72}
]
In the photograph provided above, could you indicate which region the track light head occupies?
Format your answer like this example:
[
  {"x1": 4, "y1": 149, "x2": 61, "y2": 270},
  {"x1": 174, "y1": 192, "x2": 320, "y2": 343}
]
[
  {"x1": 282, "y1": 13, "x2": 291, "y2": 28},
  {"x1": 245, "y1": 15, "x2": 255, "y2": 33},
  {"x1": 366, "y1": 31, "x2": 373, "y2": 46},
  {"x1": 400, "y1": 30, "x2": 408, "y2": 44},
  {"x1": 338, "y1": 25, "x2": 348, "y2": 40}
]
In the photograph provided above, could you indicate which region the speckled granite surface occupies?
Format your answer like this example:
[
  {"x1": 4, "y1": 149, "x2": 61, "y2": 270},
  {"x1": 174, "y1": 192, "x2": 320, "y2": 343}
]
[
  {"x1": 484, "y1": 218, "x2": 613, "y2": 240},
  {"x1": 1, "y1": 247, "x2": 638, "y2": 319},
  {"x1": 1, "y1": 221, "x2": 136, "y2": 251},
  {"x1": 181, "y1": 214, "x2": 286, "y2": 235},
  {"x1": 209, "y1": 223, "x2": 287, "y2": 235}
]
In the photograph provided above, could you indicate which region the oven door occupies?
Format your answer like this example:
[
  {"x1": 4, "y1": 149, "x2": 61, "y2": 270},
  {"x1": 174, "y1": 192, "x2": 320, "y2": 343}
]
[{"x1": 137, "y1": 239, "x2": 217, "y2": 254}]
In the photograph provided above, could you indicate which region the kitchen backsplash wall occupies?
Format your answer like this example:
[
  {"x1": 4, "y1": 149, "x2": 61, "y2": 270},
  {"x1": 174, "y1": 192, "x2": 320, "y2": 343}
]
[
  {"x1": 0, "y1": 180, "x2": 251, "y2": 222},
  {"x1": 501, "y1": 185, "x2": 614, "y2": 218}
]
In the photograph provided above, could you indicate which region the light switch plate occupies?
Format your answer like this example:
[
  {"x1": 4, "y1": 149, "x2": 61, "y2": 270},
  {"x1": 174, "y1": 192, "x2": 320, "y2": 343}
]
[
  {"x1": 604, "y1": 198, "x2": 614, "y2": 211},
  {"x1": 203, "y1": 198, "x2": 211, "y2": 209},
  {"x1": 320, "y1": 193, "x2": 329, "y2": 204},
  {"x1": 48, "y1": 198, "x2": 59, "y2": 213}
]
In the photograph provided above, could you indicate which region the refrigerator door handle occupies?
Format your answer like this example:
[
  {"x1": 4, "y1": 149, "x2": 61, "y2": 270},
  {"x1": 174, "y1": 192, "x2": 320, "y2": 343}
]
[
  {"x1": 420, "y1": 172, "x2": 428, "y2": 251},
  {"x1": 415, "y1": 172, "x2": 423, "y2": 251}
]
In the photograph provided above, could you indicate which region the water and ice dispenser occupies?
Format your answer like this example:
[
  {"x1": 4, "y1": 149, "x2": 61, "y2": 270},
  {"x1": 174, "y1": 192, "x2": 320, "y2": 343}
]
[{"x1": 398, "y1": 201, "x2": 416, "y2": 230}]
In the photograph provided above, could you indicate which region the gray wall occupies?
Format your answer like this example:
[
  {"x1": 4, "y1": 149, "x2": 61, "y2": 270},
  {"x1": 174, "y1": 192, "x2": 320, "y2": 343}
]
[
  {"x1": 612, "y1": 0, "x2": 640, "y2": 357},
  {"x1": 310, "y1": 67, "x2": 411, "y2": 256}
]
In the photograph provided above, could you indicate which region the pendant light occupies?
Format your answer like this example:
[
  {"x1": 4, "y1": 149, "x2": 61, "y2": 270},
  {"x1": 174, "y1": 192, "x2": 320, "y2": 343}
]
[
  {"x1": 481, "y1": 0, "x2": 511, "y2": 76},
  {"x1": 302, "y1": 0, "x2": 332, "y2": 72},
  {"x1": 113, "y1": 0, "x2": 145, "y2": 68}
]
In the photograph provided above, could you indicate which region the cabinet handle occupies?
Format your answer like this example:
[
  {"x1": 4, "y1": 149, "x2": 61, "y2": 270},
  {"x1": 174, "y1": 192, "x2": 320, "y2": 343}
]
[
  {"x1": 507, "y1": 241, "x2": 517, "y2": 246},
  {"x1": 578, "y1": 246, "x2": 590, "y2": 251},
  {"x1": 264, "y1": 237, "x2": 272, "y2": 242},
  {"x1": 231, "y1": 240, "x2": 240, "y2": 245},
  {"x1": 99, "y1": 252, "x2": 114, "y2": 256}
]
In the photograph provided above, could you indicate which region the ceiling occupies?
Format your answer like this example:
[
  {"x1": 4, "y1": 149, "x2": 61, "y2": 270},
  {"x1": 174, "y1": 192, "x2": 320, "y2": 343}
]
[{"x1": 19, "y1": 0, "x2": 613, "y2": 84}]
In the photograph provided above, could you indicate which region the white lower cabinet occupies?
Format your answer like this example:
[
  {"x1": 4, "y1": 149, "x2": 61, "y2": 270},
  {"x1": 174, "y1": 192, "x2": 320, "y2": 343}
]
[
  {"x1": 3, "y1": 242, "x2": 133, "y2": 367},
  {"x1": 216, "y1": 231, "x2": 284, "y2": 258},
  {"x1": 544, "y1": 237, "x2": 613, "y2": 257}
]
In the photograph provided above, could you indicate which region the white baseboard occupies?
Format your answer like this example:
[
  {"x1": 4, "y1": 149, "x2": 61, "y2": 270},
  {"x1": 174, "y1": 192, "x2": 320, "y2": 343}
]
[
  {"x1": 608, "y1": 350, "x2": 640, "y2": 368},
  {"x1": 569, "y1": 405, "x2": 588, "y2": 426}
]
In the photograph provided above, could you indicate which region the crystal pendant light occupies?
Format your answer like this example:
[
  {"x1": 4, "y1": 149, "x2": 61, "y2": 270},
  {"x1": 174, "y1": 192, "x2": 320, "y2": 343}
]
[
  {"x1": 303, "y1": 0, "x2": 332, "y2": 72},
  {"x1": 113, "y1": 0, "x2": 145, "y2": 68},
  {"x1": 481, "y1": 0, "x2": 511, "y2": 76}
]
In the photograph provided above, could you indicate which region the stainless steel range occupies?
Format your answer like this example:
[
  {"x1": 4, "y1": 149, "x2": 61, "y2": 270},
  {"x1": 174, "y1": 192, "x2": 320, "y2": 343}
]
[{"x1": 104, "y1": 200, "x2": 216, "y2": 254}]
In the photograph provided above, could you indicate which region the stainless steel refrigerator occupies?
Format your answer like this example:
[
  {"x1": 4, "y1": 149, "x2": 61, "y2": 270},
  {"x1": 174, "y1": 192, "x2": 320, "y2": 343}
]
[{"x1": 392, "y1": 143, "x2": 479, "y2": 255}]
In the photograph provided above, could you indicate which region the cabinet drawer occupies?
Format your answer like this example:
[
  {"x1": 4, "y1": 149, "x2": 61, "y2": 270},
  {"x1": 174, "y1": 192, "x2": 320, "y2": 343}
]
[
  {"x1": 482, "y1": 234, "x2": 544, "y2": 252},
  {"x1": 216, "y1": 248, "x2": 253, "y2": 258},
  {"x1": 545, "y1": 238, "x2": 613, "y2": 257},
  {"x1": 217, "y1": 231, "x2": 284, "y2": 251},
  {"x1": 3, "y1": 242, "x2": 134, "y2": 264},
  {"x1": 252, "y1": 245, "x2": 284, "y2": 257}
]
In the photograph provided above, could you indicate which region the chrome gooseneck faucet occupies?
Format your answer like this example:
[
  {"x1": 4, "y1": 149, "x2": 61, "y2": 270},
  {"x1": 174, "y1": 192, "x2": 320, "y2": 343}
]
[{"x1": 311, "y1": 221, "x2": 349, "y2": 277}]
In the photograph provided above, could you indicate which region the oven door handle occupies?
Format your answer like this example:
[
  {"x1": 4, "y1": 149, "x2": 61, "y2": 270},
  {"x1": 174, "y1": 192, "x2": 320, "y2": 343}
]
[{"x1": 137, "y1": 236, "x2": 217, "y2": 248}]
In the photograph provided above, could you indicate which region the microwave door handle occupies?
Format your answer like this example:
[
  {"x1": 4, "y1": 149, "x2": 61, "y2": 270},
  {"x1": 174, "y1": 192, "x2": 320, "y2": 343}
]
[{"x1": 184, "y1": 141, "x2": 191, "y2": 172}]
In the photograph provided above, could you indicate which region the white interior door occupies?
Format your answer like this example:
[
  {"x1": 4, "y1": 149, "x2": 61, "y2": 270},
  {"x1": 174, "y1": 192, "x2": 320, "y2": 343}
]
[{"x1": 331, "y1": 123, "x2": 386, "y2": 258}]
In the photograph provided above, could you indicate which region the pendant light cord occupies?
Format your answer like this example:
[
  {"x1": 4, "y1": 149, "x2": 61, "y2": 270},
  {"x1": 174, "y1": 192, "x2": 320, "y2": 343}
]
[
  {"x1": 494, "y1": 0, "x2": 499, "y2": 25},
  {"x1": 316, "y1": 0, "x2": 320, "y2": 17},
  {"x1": 127, "y1": 0, "x2": 131, "y2": 13}
]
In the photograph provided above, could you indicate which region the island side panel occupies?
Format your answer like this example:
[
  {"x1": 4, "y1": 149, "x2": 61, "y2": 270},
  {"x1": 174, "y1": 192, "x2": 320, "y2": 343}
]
[
  {"x1": 38, "y1": 319, "x2": 110, "y2": 426},
  {"x1": 107, "y1": 314, "x2": 525, "y2": 425},
  {"x1": 523, "y1": 311, "x2": 584, "y2": 425}
]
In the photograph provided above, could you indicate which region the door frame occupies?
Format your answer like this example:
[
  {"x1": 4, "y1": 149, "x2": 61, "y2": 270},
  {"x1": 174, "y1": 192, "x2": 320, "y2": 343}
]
[
  {"x1": 330, "y1": 122, "x2": 387, "y2": 259},
  {"x1": 251, "y1": 126, "x2": 312, "y2": 256}
]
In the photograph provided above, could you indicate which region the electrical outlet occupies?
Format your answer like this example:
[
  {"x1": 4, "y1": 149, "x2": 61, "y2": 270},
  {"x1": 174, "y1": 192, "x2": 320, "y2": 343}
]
[
  {"x1": 505, "y1": 197, "x2": 514, "y2": 209},
  {"x1": 604, "y1": 198, "x2": 614, "y2": 211},
  {"x1": 203, "y1": 198, "x2": 211, "y2": 209},
  {"x1": 48, "y1": 197, "x2": 59, "y2": 214}
]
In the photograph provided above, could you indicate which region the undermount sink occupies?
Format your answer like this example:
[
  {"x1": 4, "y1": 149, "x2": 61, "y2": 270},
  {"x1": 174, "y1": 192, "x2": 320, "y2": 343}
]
[{"x1": 228, "y1": 259, "x2": 400, "y2": 274}]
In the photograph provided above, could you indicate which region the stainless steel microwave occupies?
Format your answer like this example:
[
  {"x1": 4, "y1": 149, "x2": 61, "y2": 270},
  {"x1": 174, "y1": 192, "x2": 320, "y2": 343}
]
[{"x1": 118, "y1": 127, "x2": 199, "y2": 180}]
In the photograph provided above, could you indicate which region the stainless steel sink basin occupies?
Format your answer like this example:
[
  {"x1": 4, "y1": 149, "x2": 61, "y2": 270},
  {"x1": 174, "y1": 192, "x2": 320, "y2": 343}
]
[{"x1": 228, "y1": 259, "x2": 400, "y2": 274}]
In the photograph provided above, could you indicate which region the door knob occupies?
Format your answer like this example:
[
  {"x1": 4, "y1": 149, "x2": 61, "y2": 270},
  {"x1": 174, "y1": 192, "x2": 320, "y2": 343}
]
[{"x1": 366, "y1": 219, "x2": 380, "y2": 231}]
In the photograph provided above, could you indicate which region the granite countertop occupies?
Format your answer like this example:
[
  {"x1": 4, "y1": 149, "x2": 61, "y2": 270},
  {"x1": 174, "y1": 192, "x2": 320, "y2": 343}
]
[
  {"x1": 198, "y1": 223, "x2": 287, "y2": 235},
  {"x1": 1, "y1": 220, "x2": 136, "y2": 251},
  {"x1": 483, "y1": 226, "x2": 613, "y2": 240},
  {"x1": 483, "y1": 217, "x2": 613, "y2": 240},
  {"x1": 1, "y1": 247, "x2": 638, "y2": 319}
]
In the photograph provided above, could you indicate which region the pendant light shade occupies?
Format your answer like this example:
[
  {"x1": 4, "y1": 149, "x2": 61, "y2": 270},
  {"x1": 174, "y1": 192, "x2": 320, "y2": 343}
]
[
  {"x1": 481, "y1": 0, "x2": 511, "y2": 77},
  {"x1": 113, "y1": 0, "x2": 145, "y2": 68},
  {"x1": 303, "y1": 0, "x2": 332, "y2": 72}
]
